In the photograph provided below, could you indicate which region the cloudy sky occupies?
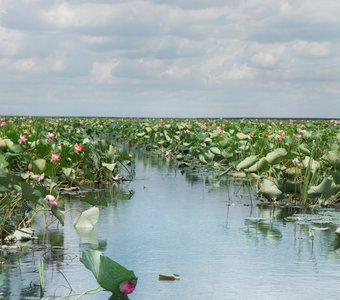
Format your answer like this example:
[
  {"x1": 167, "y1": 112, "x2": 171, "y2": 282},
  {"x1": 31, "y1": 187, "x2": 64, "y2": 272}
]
[{"x1": 0, "y1": 0, "x2": 339, "y2": 118}]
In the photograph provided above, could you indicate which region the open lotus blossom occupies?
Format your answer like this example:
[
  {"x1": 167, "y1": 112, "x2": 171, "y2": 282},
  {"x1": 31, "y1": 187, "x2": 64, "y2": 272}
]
[
  {"x1": 45, "y1": 194, "x2": 58, "y2": 207},
  {"x1": 216, "y1": 126, "x2": 222, "y2": 134},
  {"x1": 119, "y1": 281, "x2": 136, "y2": 294},
  {"x1": 18, "y1": 134, "x2": 28, "y2": 144},
  {"x1": 51, "y1": 153, "x2": 60, "y2": 162},
  {"x1": 1, "y1": 121, "x2": 6, "y2": 127},
  {"x1": 74, "y1": 143, "x2": 83, "y2": 153},
  {"x1": 293, "y1": 133, "x2": 302, "y2": 139},
  {"x1": 47, "y1": 132, "x2": 55, "y2": 139}
]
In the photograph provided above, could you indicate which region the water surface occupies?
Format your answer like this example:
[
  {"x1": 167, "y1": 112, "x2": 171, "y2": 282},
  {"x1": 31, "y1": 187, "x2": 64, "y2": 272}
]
[{"x1": 1, "y1": 153, "x2": 340, "y2": 300}]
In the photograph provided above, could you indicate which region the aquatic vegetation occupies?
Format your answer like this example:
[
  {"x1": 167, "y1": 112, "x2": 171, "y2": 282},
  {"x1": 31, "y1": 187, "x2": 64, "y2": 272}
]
[
  {"x1": 112, "y1": 118, "x2": 339, "y2": 207},
  {"x1": 0, "y1": 117, "x2": 133, "y2": 239}
]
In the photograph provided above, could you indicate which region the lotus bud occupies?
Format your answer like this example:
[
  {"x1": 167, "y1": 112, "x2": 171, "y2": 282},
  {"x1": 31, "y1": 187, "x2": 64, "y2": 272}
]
[{"x1": 119, "y1": 280, "x2": 136, "y2": 294}]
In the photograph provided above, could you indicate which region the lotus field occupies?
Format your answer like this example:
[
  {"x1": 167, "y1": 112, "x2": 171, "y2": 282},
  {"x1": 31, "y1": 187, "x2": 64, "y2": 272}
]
[
  {"x1": 0, "y1": 117, "x2": 133, "y2": 239},
  {"x1": 112, "y1": 118, "x2": 340, "y2": 206},
  {"x1": 0, "y1": 117, "x2": 339, "y2": 241}
]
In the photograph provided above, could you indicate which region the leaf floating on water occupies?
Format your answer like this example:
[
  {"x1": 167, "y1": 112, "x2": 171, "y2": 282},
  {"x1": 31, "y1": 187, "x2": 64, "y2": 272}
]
[
  {"x1": 311, "y1": 227, "x2": 329, "y2": 231},
  {"x1": 284, "y1": 217, "x2": 299, "y2": 222},
  {"x1": 158, "y1": 274, "x2": 180, "y2": 281},
  {"x1": 73, "y1": 206, "x2": 99, "y2": 229}
]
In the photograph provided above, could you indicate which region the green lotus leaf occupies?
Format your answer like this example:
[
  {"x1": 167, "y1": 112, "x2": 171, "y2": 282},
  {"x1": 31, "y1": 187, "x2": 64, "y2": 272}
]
[
  {"x1": 32, "y1": 159, "x2": 47, "y2": 174},
  {"x1": 336, "y1": 228, "x2": 340, "y2": 238},
  {"x1": 80, "y1": 249, "x2": 138, "y2": 295},
  {"x1": 302, "y1": 156, "x2": 320, "y2": 173},
  {"x1": 298, "y1": 143, "x2": 311, "y2": 156},
  {"x1": 4, "y1": 139, "x2": 20, "y2": 153},
  {"x1": 0, "y1": 154, "x2": 9, "y2": 170},
  {"x1": 51, "y1": 206, "x2": 65, "y2": 226},
  {"x1": 265, "y1": 148, "x2": 287, "y2": 165},
  {"x1": 322, "y1": 150, "x2": 340, "y2": 170},
  {"x1": 246, "y1": 158, "x2": 269, "y2": 173},
  {"x1": 221, "y1": 150, "x2": 233, "y2": 159},
  {"x1": 236, "y1": 132, "x2": 249, "y2": 140},
  {"x1": 73, "y1": 206, "x2": 99, "y2": 229},
  {"x1": 204, "y1": 151, "x2": 215, "y2": 162},
  {"x1": 307, "y1": 177, "x2": 338, "y2": 199},
  {"x1": 198, "y1": 154, "x2": 207, "y2": 164},
  {"x1": 332, "y1": 171, "x2": 340, "y2": 185},
  {"x1": 210, "y1": 147, "x2": 221, "y2": 155},
  {"x1": 236, "y1": 155, "x2": 258, "y2": 171},
  {"x1": 259, "y1": 179, "x2": 282, "y2": 199}
]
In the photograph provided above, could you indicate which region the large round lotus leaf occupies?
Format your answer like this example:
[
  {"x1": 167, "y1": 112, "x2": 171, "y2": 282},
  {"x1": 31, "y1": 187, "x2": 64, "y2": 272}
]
[
  {"x1": 307, "y1": 177, "x2": 338, "y2": 198},
  {"x1": 259, "y1": 179, "x2": 282, "y2": 199},
  {"x1": 210, "y1": 147, "x2": 221, "y2": 155},
  {"x1": 265, "y1": 148, "x2": 287, "y2": 165},
  {"x1": 4, "y1": 139, "x2": 19, "y2": 153},
  {"x1": 32, "y1": 159, "x2": 47, "y2": 174},
  {"x1": 236, "y1": 132, "x2": 249, "y2": 140},
  {"x1": 80, "y1": 249, "x2": 137, "y2": 296},
  {"x1": 246, "y1": 158, "x2": 269, "y2": 173},
  {"x1": 236, "y1": 155, "x2": 258, "y2": 171},
  {"x1": 322, "y1": 150, "x2": 340, "y2": 170},
  {"x1": 204, "y1": 151, "x2": 215, "y2": 162},
  {"x1": 198, "y1": 154, "x2": 207, "y2": 164}
]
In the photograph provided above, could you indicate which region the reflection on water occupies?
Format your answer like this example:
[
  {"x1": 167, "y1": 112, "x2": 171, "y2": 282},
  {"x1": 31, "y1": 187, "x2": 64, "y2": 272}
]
[{"x1": 0, "y1": 152, "x2": 340, "y2": 299}]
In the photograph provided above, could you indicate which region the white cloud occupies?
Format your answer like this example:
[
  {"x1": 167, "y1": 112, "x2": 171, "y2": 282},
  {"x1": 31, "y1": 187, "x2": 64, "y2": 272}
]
[{"x1": 90, "y1": 59, "x2": 120, "y2": 83}]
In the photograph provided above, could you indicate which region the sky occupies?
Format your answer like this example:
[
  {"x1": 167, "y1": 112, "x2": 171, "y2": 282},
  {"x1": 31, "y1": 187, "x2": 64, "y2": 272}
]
[{"x1": 0, "y1": 0, "x2": 339, "y2": 118}]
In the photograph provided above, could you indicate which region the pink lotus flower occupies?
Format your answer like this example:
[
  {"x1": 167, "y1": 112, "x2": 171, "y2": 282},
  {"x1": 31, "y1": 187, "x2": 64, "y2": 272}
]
[
  {"x1": 51, "y1": 153, "x2": 60, "y2": 162},
  {"x1": 293, "y1": 134, "x2": 302, "y2": 139},
  {"x1": 74, "y1": 143, "x2": 83, "y2": 153},
  {"x1": 216, "y1": 126, "x2": 222, "y2": 134},
  {"x1": 45, "y1": 194, "x2": 58, "y2": 207},
  {"x1": 119, "y1": 281, "x2": 136, "y2": 294},
  {"x1": 18, "y1": 134, "x2": 28, "y2": 144},
  {"x1": 47, "y1": 132, "x2": 55, "y2": 140},
  {"x1": 1, "y1": 121, "x2": 6, "y2": 127}
]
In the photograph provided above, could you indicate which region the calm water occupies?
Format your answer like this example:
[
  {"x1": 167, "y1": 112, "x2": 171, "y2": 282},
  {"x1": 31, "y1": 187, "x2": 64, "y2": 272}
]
[{"x1": 1, "y1": 153, "x2": 340, "y2": 300}]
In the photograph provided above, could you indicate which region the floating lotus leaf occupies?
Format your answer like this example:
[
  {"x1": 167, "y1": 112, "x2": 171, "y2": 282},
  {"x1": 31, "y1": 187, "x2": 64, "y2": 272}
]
[
  {"x1": 73, "y1": 206, "x2": 99, "y2": 229},
  {"x1": 236, "y1": 155, "x2": 258, "y2": 171},
  {"x1": 265, "y1": 148, "x2": 287, "y2": 165},
  {"x1": 307, "y1": 177, "x2": 338, "y2": 199},
  {"x1": 159, "y1": 274, "x2": 180, "y2": 280},
  {"x1": 322, "y1": 150, "x2": 340, "y2": 170},
  {"x1": 210, "y1": 147, "x2": 221, "y2": 155},
  {"x1": 259, "y1": 179, "x2": 282, "y2": 199},
  {"x1": 80, "y1": 249, "x2": 137, "y2": 295},
  {"x1": 246, "y1": 158, "x2": 269, "y2": 174},
  {"x1": 32, "y1": 159, "x2": 47, "y2": 174}
]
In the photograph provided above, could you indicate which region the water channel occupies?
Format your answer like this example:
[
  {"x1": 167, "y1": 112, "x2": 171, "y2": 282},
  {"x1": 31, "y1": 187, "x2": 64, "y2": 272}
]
[{"x1": 1, "y1": 152, "x2": 340, "y2": 299}]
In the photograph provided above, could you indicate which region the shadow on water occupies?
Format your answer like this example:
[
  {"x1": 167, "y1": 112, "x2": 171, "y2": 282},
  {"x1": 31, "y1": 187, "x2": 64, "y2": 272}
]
[{"x1": 1, "y1": 150, "x2": 340, "y2": 299}]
